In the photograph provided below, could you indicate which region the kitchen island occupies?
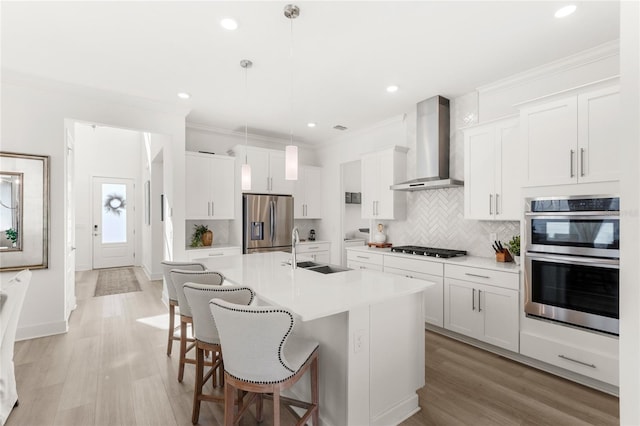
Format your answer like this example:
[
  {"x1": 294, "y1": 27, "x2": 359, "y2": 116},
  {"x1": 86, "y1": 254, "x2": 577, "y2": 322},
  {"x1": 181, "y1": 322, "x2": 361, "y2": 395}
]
[{"x1": 197, "y1": 251, "x2": 432, "y2": 426}]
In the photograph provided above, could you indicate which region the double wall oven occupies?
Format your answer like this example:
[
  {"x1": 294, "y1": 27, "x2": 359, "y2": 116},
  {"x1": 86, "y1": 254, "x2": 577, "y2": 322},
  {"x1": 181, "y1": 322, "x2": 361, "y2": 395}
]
[{"x1": 524, "y1": 195, "x2": 619, "y2": 335}]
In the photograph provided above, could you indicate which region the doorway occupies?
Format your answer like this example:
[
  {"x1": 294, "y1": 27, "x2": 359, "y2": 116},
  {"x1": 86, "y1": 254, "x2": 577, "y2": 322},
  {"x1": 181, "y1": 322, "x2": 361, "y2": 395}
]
[{"x1": 92, "y1": 176, "x2": 135, "y2": 269}]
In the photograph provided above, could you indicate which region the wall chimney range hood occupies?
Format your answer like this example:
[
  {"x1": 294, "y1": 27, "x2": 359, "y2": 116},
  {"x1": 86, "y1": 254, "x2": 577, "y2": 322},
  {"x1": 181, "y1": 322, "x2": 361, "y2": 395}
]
[{"x1": 390, "y1": 95, "x2": 463, "y2": 191}]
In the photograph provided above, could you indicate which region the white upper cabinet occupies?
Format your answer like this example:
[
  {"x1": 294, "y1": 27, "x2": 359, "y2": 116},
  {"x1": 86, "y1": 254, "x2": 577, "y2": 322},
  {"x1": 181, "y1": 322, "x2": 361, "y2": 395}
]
[
  {"x1": 464, "y1": 117, "x2": 520, "y2": 221},
  {"x1": 577, "y1": 86, "x2": 621, "y2": 183},
  {"x1": 520, "y1": 84, "x2": 620, "y2": 186},
  {"x1": 361, "y1": 146, "x2": 407, "y2": 220},
  {"x1": 293, "y1": 165, "x2": 322, "y2": 219},
  {"x1": 237, "y1": 146, "x2": 294, "y2": 195},
  {"x1": 185, "y1": 152, "x2": 235, "y2": 220}
]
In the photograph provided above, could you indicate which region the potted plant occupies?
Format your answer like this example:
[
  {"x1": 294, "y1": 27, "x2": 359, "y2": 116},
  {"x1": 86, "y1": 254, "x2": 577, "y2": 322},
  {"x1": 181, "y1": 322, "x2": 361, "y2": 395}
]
[
  {"x1": 5, "y1": 228, "x2": 17, "y2": 247},
  {"x1": 190, "y1": 224, "x2": 213, "y2": 247},
  {"x1": 507, "y1": 235, "x2": 520, "y2": 265}
]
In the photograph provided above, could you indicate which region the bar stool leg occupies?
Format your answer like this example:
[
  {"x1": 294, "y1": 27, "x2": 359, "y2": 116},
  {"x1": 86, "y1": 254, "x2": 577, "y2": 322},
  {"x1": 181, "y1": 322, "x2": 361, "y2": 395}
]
[
  {"x1": 311, "y1": 355, "x2": 319, "y2": 425},
  {"x1": 191, "y1": 345, "x2": 204, "y2": 424},
  {"x1": 178, "y1": 318, "x2": 187, "y2": 382},
  {"x1": 167, "y1": 302, "x2": 175, "y2": 356},
  {"x1": 224, "y1": 379, "x2": 235, "y2": 426}
]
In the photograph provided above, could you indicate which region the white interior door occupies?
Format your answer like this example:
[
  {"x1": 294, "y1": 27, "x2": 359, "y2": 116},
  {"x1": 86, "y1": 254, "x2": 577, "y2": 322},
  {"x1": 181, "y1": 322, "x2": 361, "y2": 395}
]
[
  {"x1": 65, "y1": 125, "x2": 77, "y2": 318},
  {"x1": 93, "y1": 177, "x2": 135, "y2": 269}
]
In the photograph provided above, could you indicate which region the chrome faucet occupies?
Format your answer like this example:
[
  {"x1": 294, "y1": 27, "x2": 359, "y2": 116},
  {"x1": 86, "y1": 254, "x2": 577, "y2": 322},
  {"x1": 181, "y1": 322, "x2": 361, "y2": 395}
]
[{"x1": 291, "y1": 227, "x2": 300, "y2": 269}]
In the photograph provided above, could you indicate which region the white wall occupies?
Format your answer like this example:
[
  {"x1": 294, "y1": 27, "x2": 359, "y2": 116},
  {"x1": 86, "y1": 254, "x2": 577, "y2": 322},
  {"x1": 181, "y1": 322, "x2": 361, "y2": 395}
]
[
  {"x1": 619, "y1": 2, "x2": 640, "y2": 423},
  {"x1": 1, "y1": 72, "x2": 188, "y2": 340}
]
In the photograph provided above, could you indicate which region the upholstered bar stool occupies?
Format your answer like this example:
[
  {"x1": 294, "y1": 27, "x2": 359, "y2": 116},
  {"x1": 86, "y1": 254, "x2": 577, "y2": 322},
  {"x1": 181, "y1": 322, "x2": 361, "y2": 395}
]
[
  {"x1": 210, "y1": 299, "x2": 319, "y2": 426},
  {"x1": 170, "y1": 269, "x2": 224, "y2": 383},
  {"x1": 160, "y1": 261, "x2": 205, "y2": 357},
  {"x1": 183, "y1": 284, "x2": 255, "y2": 424}
]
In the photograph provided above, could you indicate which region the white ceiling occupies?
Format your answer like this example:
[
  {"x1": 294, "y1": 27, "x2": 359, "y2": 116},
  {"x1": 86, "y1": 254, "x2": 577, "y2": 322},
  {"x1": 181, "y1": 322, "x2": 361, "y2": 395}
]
[{"x1": 1, "y1": 1, "x2": 620, "y2": 145}]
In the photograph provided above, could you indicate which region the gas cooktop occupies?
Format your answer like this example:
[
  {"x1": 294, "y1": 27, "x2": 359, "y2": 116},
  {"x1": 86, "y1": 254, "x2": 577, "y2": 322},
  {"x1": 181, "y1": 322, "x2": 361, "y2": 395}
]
[{"x1": 390, "y1": 245, "x2": 467, "y2": 258}]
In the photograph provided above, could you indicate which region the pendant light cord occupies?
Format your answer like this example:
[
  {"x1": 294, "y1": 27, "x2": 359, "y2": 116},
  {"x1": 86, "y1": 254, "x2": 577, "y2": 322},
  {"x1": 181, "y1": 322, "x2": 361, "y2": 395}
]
[
  {"x1": 289, "y1": 16, "x2": 294, "y2": 145},
  {"x1": 244, "y1": 63, "x2": 248, "y2": 164}
]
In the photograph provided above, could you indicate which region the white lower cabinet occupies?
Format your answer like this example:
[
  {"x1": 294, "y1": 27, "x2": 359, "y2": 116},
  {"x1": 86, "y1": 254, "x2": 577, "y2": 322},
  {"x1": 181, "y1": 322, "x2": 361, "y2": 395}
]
[
  {"x1": 185, "y1": 246, "x2": 241, "y2": 262},
  {"x1": 346, "y1": 250, "x2": 384, "y2": 271},
  {"x1": 444, "y1": 264, "x2": 519, "y2": 352},
  {"x1": 296, "y1": 242, "x2": 331, "y2": 264},
  {"x1": 520, "y1": 331, "x2": 618, "y2": 386},
  {"x1": 383, "y1": 256, "x2": 444, "y2": 327}
]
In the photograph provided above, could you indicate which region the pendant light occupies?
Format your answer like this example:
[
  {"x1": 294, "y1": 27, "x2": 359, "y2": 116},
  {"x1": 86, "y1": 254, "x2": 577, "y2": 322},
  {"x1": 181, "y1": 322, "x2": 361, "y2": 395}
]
[
  {"x1": 284, "y1": 4, "x2": 299, "y2": 181},
  {"x1": 240, "y1": 59, "x2": 253, "y2": 191}
]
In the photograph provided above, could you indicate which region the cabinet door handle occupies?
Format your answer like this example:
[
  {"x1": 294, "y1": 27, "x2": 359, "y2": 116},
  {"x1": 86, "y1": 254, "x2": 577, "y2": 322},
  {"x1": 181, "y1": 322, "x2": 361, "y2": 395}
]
[
  {"x1": 211, "y1": 201, "x2": 214, "y2": 216},
  {"x1": 465, "y1": 272, "x2": 490, "y2": 279},
  {"x1": 558, "y1": 354, "x2": 596, "y2": 368},
  {"x1": 570, "y1": 150, "x2": 575, "y2": 177},
  {"x1": 495, "y1": 194, "x2": 500, "y2": 215},
  {"x1": 208, "y1": 201, "x2": 211, "y2": 216},
  {"x1": 308, "y1": 246, "x2": 319, "y2": 250},
  {"x1": 489, "y1": 194, "x2": 493, "y2": 215},
  {"x1": 270, "y1": 177, "x2": 273, "y2": 191},
  {"x1": 208, "y1": 252, "x2": 224, "y2": 257},
  {"x1": 267, "y1": 177, "x2": 270, "y2": 191},
  {"x1": 356, "y1": 255, "x2": 370, "y2": 259},
  {"x1": 478, "y1": 289, "x2": 482, "y2": 312},
  {"x1": 405, "y1": 275, "x2": 414, "y2": 279},
  {"x1": 472, "y1": 288, "x2": 476, "y2": 311},
  {"x1": 580, "y1": 148, "x2": 585, "y2": 177}
]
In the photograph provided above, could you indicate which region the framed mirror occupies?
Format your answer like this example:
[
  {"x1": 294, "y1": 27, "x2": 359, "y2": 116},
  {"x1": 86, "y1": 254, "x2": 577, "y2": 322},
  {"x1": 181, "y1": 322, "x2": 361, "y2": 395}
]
[{"x1": 0, "y1": 152, "x2": 50, "y2": 271}]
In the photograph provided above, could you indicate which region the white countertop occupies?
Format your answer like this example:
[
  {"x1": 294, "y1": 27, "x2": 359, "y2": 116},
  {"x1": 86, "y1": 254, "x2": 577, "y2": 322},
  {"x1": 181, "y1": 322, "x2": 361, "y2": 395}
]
[
  {"x1": 346, "y1": 245, "x2": 521, "y2": 273},
  {"x1": 197, "y1": 251, "x2": 431, "y2": 322},
  {"x1": 296, "y1": 240, "x2": 330, "y2": 245}
]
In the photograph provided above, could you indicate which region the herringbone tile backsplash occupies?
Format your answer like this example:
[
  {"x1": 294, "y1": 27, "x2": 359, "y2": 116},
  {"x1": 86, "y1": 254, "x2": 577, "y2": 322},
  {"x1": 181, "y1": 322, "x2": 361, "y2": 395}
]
[{"x1": 384, "y1": 188, "x2": 520, "y2": 258}]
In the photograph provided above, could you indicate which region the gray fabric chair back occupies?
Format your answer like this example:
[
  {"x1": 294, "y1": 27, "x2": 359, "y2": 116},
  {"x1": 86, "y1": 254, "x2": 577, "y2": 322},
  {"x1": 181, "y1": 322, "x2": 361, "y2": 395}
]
[
  {"x1": 170, "y1": 270, "x2": 224, "y2": 318},
  {"x1": 160, "y1": 261, "x2": 205, "y2": 302},
  {"x1": 210, "y1": 299, "x2": 301, "y2": 384},
  {"x1": 184, "y1": 284, "x2": 254, "y2": 344}
]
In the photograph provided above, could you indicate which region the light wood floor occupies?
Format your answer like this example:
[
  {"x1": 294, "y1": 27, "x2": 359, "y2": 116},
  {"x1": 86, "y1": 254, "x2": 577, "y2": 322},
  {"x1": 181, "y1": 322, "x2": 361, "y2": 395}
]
[{"x1": 6, "y1": 268, "x2": 618, "y2": 426}]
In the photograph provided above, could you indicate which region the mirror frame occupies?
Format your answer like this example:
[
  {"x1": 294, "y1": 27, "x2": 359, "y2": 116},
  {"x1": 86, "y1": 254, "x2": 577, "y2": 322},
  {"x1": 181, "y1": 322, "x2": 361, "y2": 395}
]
[
  {"x1": 0, "y1": 171, "x2": 24, "y2": 252},
  {"x1": 0, "y1": 151, "x2": 50, "y2": 271}
]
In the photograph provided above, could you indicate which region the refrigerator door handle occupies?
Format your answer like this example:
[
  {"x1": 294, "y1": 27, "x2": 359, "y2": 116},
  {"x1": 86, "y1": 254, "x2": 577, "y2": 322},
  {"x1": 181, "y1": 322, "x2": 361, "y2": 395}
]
[{"x1": 270, "y1": 200, "x2": 276, "y2": 245}]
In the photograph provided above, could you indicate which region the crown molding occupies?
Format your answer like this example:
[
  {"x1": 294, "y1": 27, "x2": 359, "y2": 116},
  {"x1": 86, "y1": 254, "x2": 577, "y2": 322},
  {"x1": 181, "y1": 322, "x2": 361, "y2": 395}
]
[
  {"x1": 2, "y1": 68, "x2": 191, "y2": 118},
  {"x1": 477, "y1": 40, "x2": 620, "y2": 94},
  {"x1": 185, "y1": 121, "x2": 315, "y2": 149}
]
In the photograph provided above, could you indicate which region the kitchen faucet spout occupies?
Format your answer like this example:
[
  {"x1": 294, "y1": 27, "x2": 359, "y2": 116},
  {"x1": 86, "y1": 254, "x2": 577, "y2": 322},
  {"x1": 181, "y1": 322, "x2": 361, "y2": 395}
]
[{"x1": 291, "y1": 227, "x2": 300, "y2": 269}]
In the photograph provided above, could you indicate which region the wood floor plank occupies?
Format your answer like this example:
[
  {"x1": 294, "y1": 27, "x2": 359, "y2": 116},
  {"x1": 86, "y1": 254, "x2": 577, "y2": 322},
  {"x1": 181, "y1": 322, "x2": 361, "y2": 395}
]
[{"x1": 5, "y1": 267, "x2": 619, "y2": 426}]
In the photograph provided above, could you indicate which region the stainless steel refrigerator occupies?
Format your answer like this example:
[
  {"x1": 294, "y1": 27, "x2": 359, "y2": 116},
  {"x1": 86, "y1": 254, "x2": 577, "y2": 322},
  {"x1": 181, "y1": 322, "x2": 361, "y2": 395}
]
[{"x1": 243, "y1": 194, "x2": 294, "y2": 254}]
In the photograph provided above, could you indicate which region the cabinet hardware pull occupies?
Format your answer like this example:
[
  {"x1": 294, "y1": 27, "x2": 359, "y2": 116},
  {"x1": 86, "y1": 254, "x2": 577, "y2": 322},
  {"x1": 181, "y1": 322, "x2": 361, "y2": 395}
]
[
  {"x1": 558, "y1": 354, "x2": 596, "y2": 368},
  {"x1": 472, "y1": 288, "x2": 476, "y2": 311},
  {"x1": 208, "y1": 253, "x2": 224, "y2": 257},
  {"x1": 208, "y1": 201, "x2": 211, "y2": 216},
  {"x1": 465, "y1": 273, "x2": 490, "y2": 279},
  {"x1": 405, "y1": 275, "x2": 413, "y2": 279},
  {"x1": 495, "y1": 194, "x2": 500, "y2": 215},
  {"x1": 570, "y1": 150, "x2": 575, "y2": 177},
  {"x1": 356, "y1": 255, "x2": 369, "y2": 259},
  {"x1": 580, "y1": 148, "x2": 585, "y2": 177},
  {"x1": 309, "y1": 246, "x2": 319, "y2": 250},
  {"x1": 211, "y1": 201, "x2": 214, "y2": 216},
  {"x1": 489, "y1": 194, "x2": 493, "y2": 215},
  {"x1": 267, "y1": 177, "x2": 270, "y2": 191},
  {"x1": 478, "y1": 290, "x2": 482, "y2": 312}
]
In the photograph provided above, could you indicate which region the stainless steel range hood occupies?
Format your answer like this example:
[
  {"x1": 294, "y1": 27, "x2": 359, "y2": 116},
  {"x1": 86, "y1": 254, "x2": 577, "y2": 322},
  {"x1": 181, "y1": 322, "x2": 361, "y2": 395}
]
[{"x1": 390, "y1": 95, "x2": 463, "y2": 191}]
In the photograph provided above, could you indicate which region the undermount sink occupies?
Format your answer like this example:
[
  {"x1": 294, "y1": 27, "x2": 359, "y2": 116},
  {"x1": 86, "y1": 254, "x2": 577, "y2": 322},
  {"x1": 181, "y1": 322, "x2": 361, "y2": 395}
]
[
  {"x1": 285, "y1": 260, "x2": 351, "y2": 274},
  {"x1": 305, "y1": 264, "x2": 351, "y2": 274}
]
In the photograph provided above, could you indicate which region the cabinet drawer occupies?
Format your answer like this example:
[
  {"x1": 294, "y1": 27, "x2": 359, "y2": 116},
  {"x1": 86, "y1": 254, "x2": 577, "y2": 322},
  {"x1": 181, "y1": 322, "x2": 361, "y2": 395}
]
[
  {"x1": 347, "y1": 250, "x2": 384, "y2": 265},
  {"x1": 444, "y1": 264, "x2": 518, "y2": 290},
  {"x1": 347, "y1": 260, "x2": 383, "y2": 272},
  {"x1": 520, "y1": 331, "x2": 618, "y2": 386},
  {"x1": 384, "y1": 256, "x2": 443, "y2": 276},
  {"x1": 296, "y1": 242, "x2": 331, "y2": 254},
  {"x1": 186, "y1": 247, "x2": 241, "y2": 261}
]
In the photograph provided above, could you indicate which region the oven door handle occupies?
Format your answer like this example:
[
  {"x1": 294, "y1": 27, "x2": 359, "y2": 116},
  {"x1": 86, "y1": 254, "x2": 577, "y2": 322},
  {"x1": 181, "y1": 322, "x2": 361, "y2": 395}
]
[
  {"x1": 526, "y1": 252, "x2": 619, "y2": 268},
  {"x1": 525, "y1": 212, "x2": 619, "y2": 218}
]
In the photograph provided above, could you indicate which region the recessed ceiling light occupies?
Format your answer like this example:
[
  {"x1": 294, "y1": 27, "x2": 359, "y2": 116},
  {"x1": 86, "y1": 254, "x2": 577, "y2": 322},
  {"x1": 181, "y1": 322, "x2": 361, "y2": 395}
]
[
  {"x1": 220, "y1": 18, "x2": 238, "y2": 30},
  {"x1": 307, "y1": 122, "x2": 316, "y2": 128},
  {"x1": 177, "y1": 92, "x2": 191, "y2": 99},
  {"x1": 554, "y1": 5, "x2": 576, "y2": 18},
  {"x1": 386, "y1": 85, "x2": 399, "y2": 93}
]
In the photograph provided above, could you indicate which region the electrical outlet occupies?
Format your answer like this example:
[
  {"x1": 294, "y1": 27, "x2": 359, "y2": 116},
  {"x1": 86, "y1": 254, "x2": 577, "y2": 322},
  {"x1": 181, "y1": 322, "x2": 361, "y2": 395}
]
[
  {"x1": 489, "y1": 233, "x2": 497, "y2": 243},
  {"x1": 354, "y1": 329, "x2": 365, "y2": 353}
]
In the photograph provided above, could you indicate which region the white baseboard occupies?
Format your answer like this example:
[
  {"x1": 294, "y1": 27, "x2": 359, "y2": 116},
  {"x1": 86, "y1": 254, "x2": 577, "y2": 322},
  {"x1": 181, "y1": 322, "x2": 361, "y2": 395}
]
[
  {"x1": 16, "y1": 319, "x2": 68, "y2": 341},
  {"x1": 141, "y1": 264, "x2": 162, "y2": 281},
  {"x1": 371, "y1": 394, "x2": 420, "y2": 426}
]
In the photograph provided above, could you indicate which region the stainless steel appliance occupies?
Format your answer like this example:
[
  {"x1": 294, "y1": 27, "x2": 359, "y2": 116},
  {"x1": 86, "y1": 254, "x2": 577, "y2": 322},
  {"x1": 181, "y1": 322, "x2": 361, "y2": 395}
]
[
  {"x1": 524, "y1": 195, "x2": 620, "y2": 335},
  {"x1": 243, "y1": 194, "x2": 293, "y2": 254},
  {"x1": 390, "y1": 246, "x2": 466, "y2": 258}
]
